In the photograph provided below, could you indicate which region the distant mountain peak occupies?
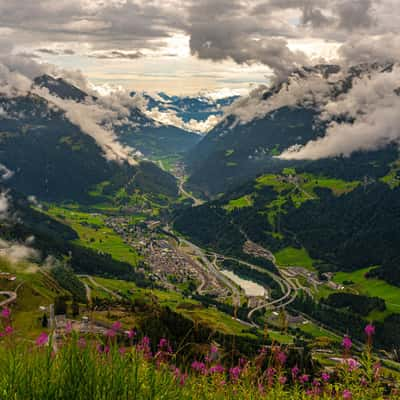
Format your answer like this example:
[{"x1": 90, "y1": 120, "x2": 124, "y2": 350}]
[{"x1": 33, "y1": 74, "x2": 95, "y2": 102}]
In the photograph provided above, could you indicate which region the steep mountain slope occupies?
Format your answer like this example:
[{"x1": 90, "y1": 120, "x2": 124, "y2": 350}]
[
  {"x1": 186, "y1": 63, "x2": 398, "y2": 196},
  {"x1": 0, "y1": 91, "x2": 178, "y2": 202},
  {"x1": 32, "y1": 74, "x2": 201, "y2": 160},
  {"x1": 34, "y1": 74, "x2": 95, "y2": 102},
  {"x1": 175, "y1": 164, "x2": 400, "y2": 284}
]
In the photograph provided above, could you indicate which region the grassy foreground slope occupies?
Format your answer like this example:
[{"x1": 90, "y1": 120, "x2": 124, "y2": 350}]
[{"x1": 0, "y1": 324, "x2": 398, "y2": 399}]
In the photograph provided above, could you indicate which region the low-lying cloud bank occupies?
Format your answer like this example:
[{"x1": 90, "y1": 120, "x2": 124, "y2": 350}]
[
  {"x1": 0, "y1": 40, "x2": 141, "y2": 165},
  {"x1": 280, "y1": 65, "x2": 400, "y2": 160},
  {"x1": 0, "y1": 237, "x2": 40, "y2": 263}
]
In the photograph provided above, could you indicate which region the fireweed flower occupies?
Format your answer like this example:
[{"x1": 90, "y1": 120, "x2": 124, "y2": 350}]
[
  {"x1": 365, "y1": 324, "x2": 375, "y2": 337},
  {"x1": 174, "y1": 368, "x2": 187, "y2": 386},
  {"x1": 343, "y1": 389, "x2": 352, "y2": 399},
  {"x1": 36, "y1": 332, "x2": 49, "y2": 346},
  {"x1": 1, "y1": 308, "x2": 11, "y2": 319},
  {"x1": 229, "y1": 366, "x2": 241, "y2": 382},
  {"x1": 126, "y1": 329, "x2": 135, "y2": 339},
  {"x1": 119, "y1": 346, "x2": 127, "y2": 355},
  {"x1": 209, "y1": 364, "x2": 225, "y2": 374},
  {"x1": 321, "y1": 372, "x2": 330, "y2": 382},
  {"x1": 342, "y1": 336, "x2": 352, "y2": 351},
  {"x1": 276, "y1": 351, "x2": 287, "y2": 365},
  {"x1": 278, "y1": 376, "x2": 287, "y2": 385},
  {"x1": 191, "y1": 361, "x2": 207, "y2": 374},
  {"x1": 346, "y1": 358, "x2": 359, "y2": 371},
  {"x1": 258, "y1": 383, "x2": 265, "y2": 394},
  {"x1": 105, "y1": 329, "x2": 116, "y2": 338},
  {"x1": 112, "y1": 321, "x2": 122, "y2": 331},
  {"x1": 4, "y1": 325, "x2": 13, "y2": 335},
  {"x1": 137, "y1": 336, "x2": 152, "y2": 359},
  {"x1": 158, "y1": 338, "x2": 172, "y2": 353},
  {"x1": 291, "y1": 365, "x2": 300, "y2": 380},
  {"x1": 155, "y1": 338, "x2": 172, "y2": 364},
  {"x1": 210, "y1": 345, "x2": 218, "y2": 354},
  {"x1": 299, "y1": 374, "x2": 309, "y2": 384},
  {"x1": 65, "y1": 321, "x2": 72, "y2": 335}
]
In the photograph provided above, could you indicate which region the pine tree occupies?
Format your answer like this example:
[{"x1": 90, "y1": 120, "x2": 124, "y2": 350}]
[{"x1": 41, "y1": 313, "x2": 48, "y2": 328}]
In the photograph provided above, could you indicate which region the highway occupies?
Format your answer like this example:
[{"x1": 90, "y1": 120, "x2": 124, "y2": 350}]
[
  {"x1": 79, "y1": 275, "x2": 122, "y2": 300},
  {"x1": 0, "y1": 291, "x2": 17, "y2": 307},
  {"x1": 178, "y1": 179, "x2": 204, "y2": 207},
  {"x1": 178, "y1": 237, "x2": 242, "y2": 306}
]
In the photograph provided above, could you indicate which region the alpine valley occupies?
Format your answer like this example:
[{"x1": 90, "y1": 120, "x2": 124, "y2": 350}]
[{"x1": 2, "y1": 58, "x2": 400, "y2": 396}]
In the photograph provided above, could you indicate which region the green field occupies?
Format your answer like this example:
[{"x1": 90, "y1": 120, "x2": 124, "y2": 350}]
[
  {"x1": 275, "y1": 247, "x2": 315, "y2": 270},
  {"x1": 381, "y1": 160, "x2": 400, "y2": 189},
  {"x1": 0, "y1": 257, "x2": 70, "y2": 338},
  {"x1": 224, "y1": 195, "x2": 254, "y2": 212},
  {"x1": 333, "y1": 268, "x2": 400, "y2": 317},
  {"x1": 45, "y1": 206, "x2": 140, "y2": 266},
  {"x1": 256, "y1": 173, "x2": 359, "y2": 200},
  {"x1": 255, "y1": 172, "x2": 360, "y2": 233}
]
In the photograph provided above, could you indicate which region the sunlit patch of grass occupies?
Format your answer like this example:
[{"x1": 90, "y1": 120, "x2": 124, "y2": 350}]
[
  {"x1": 275, "y1": 247, "x2": 315, "y2": 270},
  {"x1": 333, "y1": 268, "x2": 400, "y2": 319},
  {"x1": 44, "y1": 206, "x2": 140, "y2": 267},
  {"x1": 224, "y1": 195, "x2": 254, "y2": 212}
]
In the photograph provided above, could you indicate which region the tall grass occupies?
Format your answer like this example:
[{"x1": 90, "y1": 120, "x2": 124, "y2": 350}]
[{"x1": 0, "y1": 309, "x2": 399, "y2": 399}]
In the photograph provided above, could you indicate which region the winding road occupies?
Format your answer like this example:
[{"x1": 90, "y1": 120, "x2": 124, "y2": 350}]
[
  {"x1": 79, "y1": 275, "x2": 122, "y2": 301},
  {"x1": 0, "y1": 291, "x2": 17, "y2": 307},
  {"x1": 178, "y1": 179, "x2": 204, "y2": 207}
]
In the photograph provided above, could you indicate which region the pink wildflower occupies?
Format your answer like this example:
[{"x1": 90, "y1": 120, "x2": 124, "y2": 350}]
[
  {"x1": 291, "y1": 365, "x2": 300, "y2": 379},
  {"x1": 158, "y1": 338, "x2": 172, "y2": 353},
  {"x1": 65, "y1": 321, "x2": 72, "y2": 334},
  {"x1": 137, "y1": 336, "x2": 152, "y2": 359},
  {"x1": 342, "y1": 336, "x2": 352, "y2": 350},
  {"x1": 209, "y1": 364, "x2": 225, "y2": 374},
  {"x1": 1, "y1": 308, "x2": 10, "y2": 319},
  {"x1": 119, "y1": 347, "x2": 126, "y2": 355},
  {"x1": 78, "y1": 337, "x2": 86, "y2": 348},
  {"x1": 191, "y1": 361, "x2": 207, "y2": 374},
  {"x1": 239, "y1": 357, "x2": 247, "y2": 368},
  {"x1": 346, "y1": 358, "x2": 359, "y2": 371},
  {"x1": 299, "y1": 374, "x2": 309, "y2": 384},
  {"x1": 279, "y1": 376, "x2": 287, "y2": 385},
  {"x1": 365, "y1": 324, "x2": 375, "y2": 337},
  {"x1": 343, "y1": 389, "x2": 352, "y2": 399},
  {"x1": 36, "y1": 332, "x2": 49, "y2": 346},
  {"x1": 276, "y1": 351, "x2": 287, "y2": 365},
  {"x1": 112, "y1": 321, "x2": 122, "y2": 331},
  {"x1": 174, "y1": 367, "x2": 187, "y2": 386},
  {"x1": 229, "y1": 366, "x2": 241, "y2": 381},
  {"x1": 210, "y1": 345, "x2": 218, "y2": 354},
  {"x1": 126, "y1": 329, "x2": 135, "y2": 339},
  {"x1": 105, "y1": 329, "x2": 116, "y2": 338},
  {"x1": 4, "y1": 325, "x2": 13, "y2": 335},
  {"x1": 321, "y1": 372, "x2": 330, "y2": 382}
]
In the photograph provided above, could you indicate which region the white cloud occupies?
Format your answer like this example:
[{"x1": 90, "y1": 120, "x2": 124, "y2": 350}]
[
  {"x1": 279, "y1": 66, "x2": 400, "y2": 159},
  {"x1": 145, "y1": 107, "x2": 219, "y2": 133},
  {"x1": 0, "y1": 238, "x2": 40, "y2": 263},
  {"x1": 34, "y1": 86, "x2": 139, "y2": 165},
  {"x1": 0, "y1": 191, "x2": 9, "y2": 220}
]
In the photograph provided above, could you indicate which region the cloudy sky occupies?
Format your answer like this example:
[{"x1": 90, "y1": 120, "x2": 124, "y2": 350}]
[{"x1": 0, "y1": 0, "x2": 399, "y2": 94}]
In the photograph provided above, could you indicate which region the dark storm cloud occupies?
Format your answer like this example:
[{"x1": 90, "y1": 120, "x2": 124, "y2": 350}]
[{"x1": 0, "y1": 0, "x2": 398, "y2": 80}]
